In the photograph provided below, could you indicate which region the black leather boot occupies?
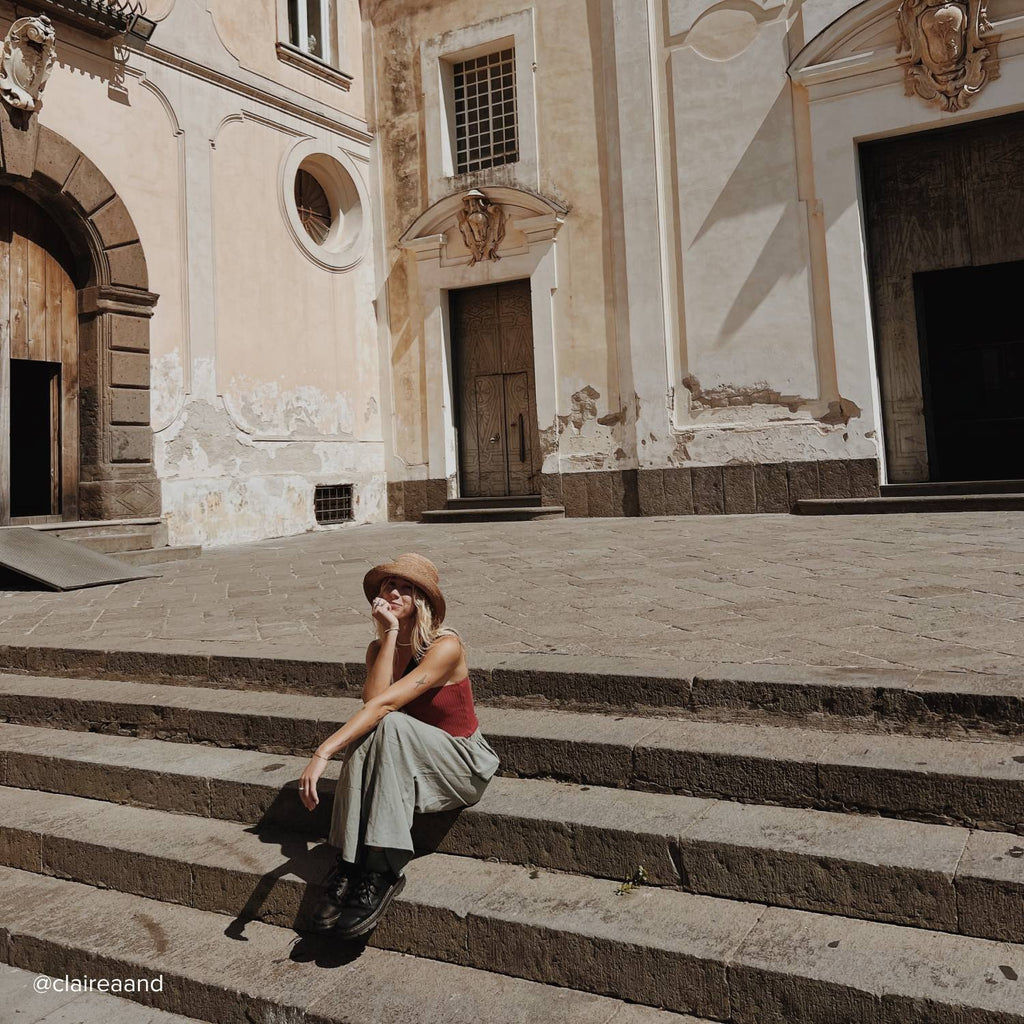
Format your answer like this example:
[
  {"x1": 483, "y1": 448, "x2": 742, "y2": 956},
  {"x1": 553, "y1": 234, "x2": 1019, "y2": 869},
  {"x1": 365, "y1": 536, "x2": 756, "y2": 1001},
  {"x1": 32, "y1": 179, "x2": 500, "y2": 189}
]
[
  {"x1": 309, "y1": 855, "x2": 352, "y2": 933},
  {"x1": 333, "y1": 868, "x2": 406, "y2": 939}
]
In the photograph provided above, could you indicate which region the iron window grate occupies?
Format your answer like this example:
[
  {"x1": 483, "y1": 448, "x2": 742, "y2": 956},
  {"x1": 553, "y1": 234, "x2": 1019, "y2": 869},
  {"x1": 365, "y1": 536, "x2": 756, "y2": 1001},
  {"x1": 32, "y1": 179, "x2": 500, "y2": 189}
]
[
  {"x1": 452, "y1": 48, "x2": 519, "y2": 175},
  {"x1": 314, "y1": 484, "x2": 353, "y2": 524}
]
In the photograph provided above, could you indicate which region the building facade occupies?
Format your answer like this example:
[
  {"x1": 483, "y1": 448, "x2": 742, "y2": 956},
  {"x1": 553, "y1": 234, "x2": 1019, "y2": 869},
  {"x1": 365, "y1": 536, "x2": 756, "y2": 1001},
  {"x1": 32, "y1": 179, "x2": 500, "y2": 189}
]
[
  {"x1": 2, "y1": 0, "x2": 1022, "y2": 544},
  {"x1": 0, "y1": 0, "x2": 383, "y2": 546},
  {"x1": 367, "y1": 0, "x2": 1024, "y2": 519}
]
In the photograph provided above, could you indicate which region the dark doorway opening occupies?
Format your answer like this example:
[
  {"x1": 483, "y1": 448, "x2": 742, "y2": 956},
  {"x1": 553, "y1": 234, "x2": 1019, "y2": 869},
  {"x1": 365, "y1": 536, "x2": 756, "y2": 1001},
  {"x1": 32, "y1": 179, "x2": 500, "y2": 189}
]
[
  {"x1": 10, "y1": 359, "x2": 61, "y2": 518},
  {"x1": 915, "y1": 261, "x2": 1024, "y2": 481}
]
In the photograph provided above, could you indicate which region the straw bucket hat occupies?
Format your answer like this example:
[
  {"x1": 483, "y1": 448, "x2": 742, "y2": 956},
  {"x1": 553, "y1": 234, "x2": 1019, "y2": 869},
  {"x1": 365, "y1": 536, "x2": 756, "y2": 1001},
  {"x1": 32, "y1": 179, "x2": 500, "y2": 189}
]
[{"x1": 362, "y1": 553, "x2": 446, "y2": 626}]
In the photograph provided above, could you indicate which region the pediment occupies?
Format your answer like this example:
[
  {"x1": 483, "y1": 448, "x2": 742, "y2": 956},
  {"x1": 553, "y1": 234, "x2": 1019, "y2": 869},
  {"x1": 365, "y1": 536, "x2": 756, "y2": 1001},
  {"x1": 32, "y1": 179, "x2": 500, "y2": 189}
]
[
  {"x1": 400, "y1": 187, "x2": 567, "y2": 263},
  {"x1": 789, "y1": 0, "x2": 903, "y2": 82}
]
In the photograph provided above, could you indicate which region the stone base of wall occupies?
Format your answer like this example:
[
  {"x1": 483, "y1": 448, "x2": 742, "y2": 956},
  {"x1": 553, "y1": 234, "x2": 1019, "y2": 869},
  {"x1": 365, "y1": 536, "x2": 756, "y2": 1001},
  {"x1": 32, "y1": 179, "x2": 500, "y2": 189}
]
[{"x1": 386, "y1": 459, "x2": 879, "y2": 521}]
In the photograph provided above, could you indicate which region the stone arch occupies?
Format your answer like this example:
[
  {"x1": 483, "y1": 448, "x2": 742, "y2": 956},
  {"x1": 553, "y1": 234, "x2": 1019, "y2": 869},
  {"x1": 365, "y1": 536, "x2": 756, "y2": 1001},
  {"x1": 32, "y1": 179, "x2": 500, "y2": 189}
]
[{"x1": 1, "y1": 121, "x2": 160, "y2": 522}]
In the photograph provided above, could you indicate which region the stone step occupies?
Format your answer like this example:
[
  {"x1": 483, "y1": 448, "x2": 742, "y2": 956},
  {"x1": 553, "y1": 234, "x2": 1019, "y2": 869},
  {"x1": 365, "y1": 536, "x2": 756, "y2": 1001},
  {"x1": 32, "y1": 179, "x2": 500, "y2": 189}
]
[
  {"x1": 0, "y1": 962, "x2": 207, "y2": 1024},
  {"x1": 1, "y1": 676, "x2": 1023, "y2": 829},
  {"x1": 2, "y1": 646, "x2": 1022, "y2": 737},
  {"x1": 420, "y1": 506, "x2": 565, "y2": 523},
  {"x1": 116, "y1": 545, "x2": 203, "y2": 566},
  {"x1": 447, "y1": 494, "x2": 543, "y2": 509},
  {"x1": 26, "y1": 517, "x2": 167, "y2": 548},
  {"x1": 0, "y1": 775, "x2": 1021, "y2": 944},
  {"x1": 0, "y1": 866, "x2": 691, "y2": 1024},
  {"x1": 880, "y1": 479, "x2": 1024, "y2": 496},
  {"x1": 74, "y1": 531, "x2": 156, "y2": 554},
  {"x1": 794, "y1": 494, "x2": 1024, "y2": 514},
  {"x1": 1, "y1": 850, "x2": 1023, "y2": 1023}
]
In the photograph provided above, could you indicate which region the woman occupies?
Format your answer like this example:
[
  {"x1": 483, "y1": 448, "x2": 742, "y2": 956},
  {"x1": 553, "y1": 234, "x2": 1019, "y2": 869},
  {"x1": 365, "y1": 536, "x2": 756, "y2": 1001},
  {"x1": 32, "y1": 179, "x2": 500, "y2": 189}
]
[{"x1": 298, "y1": 552, "x2": 500, "y2": 940}]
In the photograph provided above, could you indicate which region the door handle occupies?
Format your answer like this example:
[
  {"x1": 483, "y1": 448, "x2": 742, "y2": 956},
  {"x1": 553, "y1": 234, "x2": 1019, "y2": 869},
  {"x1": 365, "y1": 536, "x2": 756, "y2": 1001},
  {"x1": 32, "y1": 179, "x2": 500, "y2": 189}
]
[
  {"x1": 518, "y1": 413, "x2": 525, "y2": 463},
  {"x1": 489, "y1": 434, "x2": 499, "y2": 444}
]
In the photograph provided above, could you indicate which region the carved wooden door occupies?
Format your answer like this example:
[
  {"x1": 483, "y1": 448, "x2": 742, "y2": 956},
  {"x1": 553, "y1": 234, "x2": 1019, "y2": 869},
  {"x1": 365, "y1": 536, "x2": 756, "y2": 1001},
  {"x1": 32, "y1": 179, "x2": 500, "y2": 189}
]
[
  {"x1": 452, "y1": 281, "x2": 540, "y2": 497},
  {"x1": 0, "y1": 189, "x2": 79, "y2": 524},
  {"x1": 860, "y1": 111, "x2": 1024, "y2": 482}
]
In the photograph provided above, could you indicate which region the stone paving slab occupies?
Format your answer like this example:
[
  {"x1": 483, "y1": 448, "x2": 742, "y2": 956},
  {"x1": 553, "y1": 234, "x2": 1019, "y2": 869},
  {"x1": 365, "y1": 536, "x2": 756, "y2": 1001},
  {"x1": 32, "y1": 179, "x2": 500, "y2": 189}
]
[{"x1": 0, "y1": 514, "x2": 1021, "y2": 676}]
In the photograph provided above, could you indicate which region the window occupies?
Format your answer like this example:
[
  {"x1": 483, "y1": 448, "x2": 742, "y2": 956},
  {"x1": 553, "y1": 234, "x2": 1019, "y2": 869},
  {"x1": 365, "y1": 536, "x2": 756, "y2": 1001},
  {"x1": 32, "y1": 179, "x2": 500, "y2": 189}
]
[
  {"x1": 452, "y1": 47, "x2": 519, "y2": 175},
  {"x1": 295, "y1": 169, "x2": 332, "y2": 245},
  {"x1": 314, "y1": 484, "x2": 354, "y2": 524},
  {"x1": 287, "y1": 0, "x2": 333, "y2": 64}
]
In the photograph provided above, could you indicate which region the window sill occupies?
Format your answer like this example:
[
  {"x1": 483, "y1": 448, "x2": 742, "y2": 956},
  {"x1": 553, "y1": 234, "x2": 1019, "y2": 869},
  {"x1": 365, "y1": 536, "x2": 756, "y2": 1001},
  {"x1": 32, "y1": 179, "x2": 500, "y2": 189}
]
[{"x1": 276, "y1": 42, "x2": 353, "y2": 91}]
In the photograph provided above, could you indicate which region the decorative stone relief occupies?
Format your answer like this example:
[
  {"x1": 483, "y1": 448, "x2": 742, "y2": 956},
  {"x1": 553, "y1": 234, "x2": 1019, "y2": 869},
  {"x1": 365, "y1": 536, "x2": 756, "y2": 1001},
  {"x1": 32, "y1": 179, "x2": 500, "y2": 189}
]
[
  {"x1": 456, "y1": 189, "x2": 506, "y2": 265},
  {"x1": 0, "y1": 16, "x2": 57, "y2": 113},
  {"x1": 896, "y1": 0, "x2": 998, "y2": 111}
]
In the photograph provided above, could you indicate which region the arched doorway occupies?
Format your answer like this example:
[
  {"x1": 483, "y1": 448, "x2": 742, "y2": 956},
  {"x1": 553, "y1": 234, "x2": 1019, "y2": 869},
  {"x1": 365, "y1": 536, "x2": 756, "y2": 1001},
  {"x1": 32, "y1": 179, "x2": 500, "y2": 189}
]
[
  {"x1": 1, "y1": 189, "x2": 80, "y2": 520},
  {"x1": 0, "y1": 124, "x2": 161, "y2": 526}
]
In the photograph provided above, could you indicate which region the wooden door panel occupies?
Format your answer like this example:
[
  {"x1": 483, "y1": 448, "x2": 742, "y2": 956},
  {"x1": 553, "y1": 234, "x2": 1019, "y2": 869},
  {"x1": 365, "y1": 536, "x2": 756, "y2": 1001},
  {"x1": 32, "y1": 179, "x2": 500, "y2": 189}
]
[
  {"x1": 474, "y1": 374, "x2": 507, "y2": 496},
  {"x1": 964, "y1": 113, "x2": 1024, "y2": 267},
  {"x1": 504, "y1": 371, "x2": 533, "y2": 495},
  {"x1": 1, "y1": 188, "x2": 79, "y2": 519}
]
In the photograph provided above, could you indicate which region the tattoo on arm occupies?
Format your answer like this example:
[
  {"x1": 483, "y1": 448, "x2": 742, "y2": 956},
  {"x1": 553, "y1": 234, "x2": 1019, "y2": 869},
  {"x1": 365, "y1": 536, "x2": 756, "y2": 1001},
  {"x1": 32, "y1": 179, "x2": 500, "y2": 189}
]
[{"x1": 411, "y1": 673, "x2": 431, "y2": 692}]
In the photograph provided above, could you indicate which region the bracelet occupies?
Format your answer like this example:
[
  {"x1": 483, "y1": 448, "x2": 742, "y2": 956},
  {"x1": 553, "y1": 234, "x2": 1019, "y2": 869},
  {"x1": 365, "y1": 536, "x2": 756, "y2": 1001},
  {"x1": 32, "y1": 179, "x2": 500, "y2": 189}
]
[
  {"x1": 385, "y1": 627, "x2": 399, "y2": 635},
  {"x1": 312, "y1": 752, "x2": 330, "y2": 762}
]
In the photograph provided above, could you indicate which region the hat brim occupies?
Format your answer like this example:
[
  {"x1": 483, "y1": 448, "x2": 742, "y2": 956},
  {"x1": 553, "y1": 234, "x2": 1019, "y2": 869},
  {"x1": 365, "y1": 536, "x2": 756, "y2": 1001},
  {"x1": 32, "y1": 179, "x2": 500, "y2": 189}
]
[{"x1": 363, "y1": 565, "x2": 446, "y2": 626}]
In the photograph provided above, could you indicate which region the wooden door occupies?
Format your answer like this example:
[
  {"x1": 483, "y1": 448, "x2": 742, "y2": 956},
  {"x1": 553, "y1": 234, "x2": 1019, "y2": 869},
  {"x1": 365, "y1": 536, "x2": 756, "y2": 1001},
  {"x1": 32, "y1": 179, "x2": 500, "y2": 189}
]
[
  {"x1": 452, "y1": 281, "x2": 541, "y2": 497},
  {"x1": 0, "y1": 189, "x2": 79, "y2": 524},
  {"x1": 860, "y1": 111, "x2": 1024, "y2": 483}
]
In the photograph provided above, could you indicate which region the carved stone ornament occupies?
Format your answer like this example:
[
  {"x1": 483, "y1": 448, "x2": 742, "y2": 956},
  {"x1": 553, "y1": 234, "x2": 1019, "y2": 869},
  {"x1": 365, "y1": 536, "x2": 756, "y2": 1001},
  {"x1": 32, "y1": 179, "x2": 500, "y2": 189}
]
[
  {"x1": 0, "y1": 16, "x2": 57, "y2": 113},
  {"x1": 896, "y1": 0, "x2": 997, "y2": 111},
  {"x1": 456, "y1": 189, "x2": 506, "y2": 265}
]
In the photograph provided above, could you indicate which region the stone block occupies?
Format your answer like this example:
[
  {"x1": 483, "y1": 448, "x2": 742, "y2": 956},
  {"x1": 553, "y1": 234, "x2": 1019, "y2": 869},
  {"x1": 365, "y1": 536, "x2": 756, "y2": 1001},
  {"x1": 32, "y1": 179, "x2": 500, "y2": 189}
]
[
  {"x1": 109, "y1": 350, "x2": 149, "y2": 388},
  {"x1": 425, "y1": 477, "x2": 448, "y2": 512},
  {"x1": 109, "y1": 387, "x2": 150, "y2": 425},
  {"x1": 110, "y1": 426, "x2": 153, "y2": 463},
  {"x1": 63, "y1": 154, "x2": 115, "y2": 215},
  {"x1": 663, "y1": 467, "x2": 694, "y2": 515},
  {"x1": 105, "y1": 242, "x2": 149, "y2": 289},
  {"x1": 786, "y1": 461, "x2": 820, "y2": 505},
  {"x1": 849, "y1": 458, "x2": 880, "y2": 497},
  {"x1": 78, "y1": 476, "x2": 160, "y2": 518},
  {"x1": 561, "y1": 473, "x2": 588, "y2": 517},
  {"x1": 108, "y1": 314, "x2": 150, "y2": 352},
  {"x1": 637, "y1": 469, "x2": 666, "y2": 516},
  {"x1": 387, "y1": 481, "x2": 405, "y2": 521},
  {"x1": 691, "y1": 467, "x2": 724, "y2": 515},
  {"x1": 723, "y1": 465, "x2": 756, "y2": 514},
  {"x1": 403, "y1": 479, "x2": 428, "y2": 522},
  {"x1": 754, "y1": 463, "x2": 790, "y2": 513},
  {"x1": 585, "y1": 471, "x2": 614, "y2": 518},
  {"x1": 34, "y1": 127, "x2": 79, "y2": 189},
  {"x1": 955, "y1": 830, "x2": 1024, "y2": 942},
  {"x1": 92, "y1": 197, "x2": 139, "y2": 249},
  {"x1": 539, "y1": 471, "x2": 563, "y2": 507},
  {"x1": 611, "y1": 469, "x2": 639, "y2": 517},
  {"x1": 0, "y1": 105, "x2": 39, "y2": 178},
  {"x1": 818, "y1": 460, "x2": 851, "y2": 499}
]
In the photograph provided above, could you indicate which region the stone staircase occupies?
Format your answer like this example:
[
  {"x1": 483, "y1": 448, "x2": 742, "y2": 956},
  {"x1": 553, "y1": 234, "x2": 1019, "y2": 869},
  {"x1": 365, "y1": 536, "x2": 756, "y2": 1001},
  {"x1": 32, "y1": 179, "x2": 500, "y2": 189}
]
[
  {"x1": 795, "y1": 479, "x2": 1024, "y2": 514},
  {"x1": 21, "y1": 518, "x2": 201, "y2": 565},
  {"x1": 421, "y1": 495, "x2": 566, "y2": 523},
  {"x1": 0, "y1": 650, "x2": 1022, "y2": 1021}
]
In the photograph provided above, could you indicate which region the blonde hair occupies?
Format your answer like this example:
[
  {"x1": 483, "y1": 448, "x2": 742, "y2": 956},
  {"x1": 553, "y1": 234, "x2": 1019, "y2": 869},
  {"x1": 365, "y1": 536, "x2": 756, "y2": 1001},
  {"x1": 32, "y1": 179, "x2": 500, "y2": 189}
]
[{"x1": 373, "y1": 585, "x2": 460, "y2": 662}]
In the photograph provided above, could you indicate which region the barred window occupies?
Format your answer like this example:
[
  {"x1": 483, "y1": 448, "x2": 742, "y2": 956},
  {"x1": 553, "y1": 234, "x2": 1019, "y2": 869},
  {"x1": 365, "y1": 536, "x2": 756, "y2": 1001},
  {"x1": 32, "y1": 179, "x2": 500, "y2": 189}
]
[
  {"x1": 452, "y1": 48, "x2": 519, "y2": 175},
  {"x1": 314, "y1": 484, "x2": 353, "y2": 524}
]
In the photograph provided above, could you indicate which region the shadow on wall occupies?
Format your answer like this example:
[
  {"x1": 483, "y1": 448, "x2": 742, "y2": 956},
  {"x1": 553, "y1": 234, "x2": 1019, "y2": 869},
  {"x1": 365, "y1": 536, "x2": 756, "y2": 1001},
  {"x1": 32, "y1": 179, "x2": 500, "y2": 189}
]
[{"x1": 688, "y1": 87, "x2": 808, "y2": 343}]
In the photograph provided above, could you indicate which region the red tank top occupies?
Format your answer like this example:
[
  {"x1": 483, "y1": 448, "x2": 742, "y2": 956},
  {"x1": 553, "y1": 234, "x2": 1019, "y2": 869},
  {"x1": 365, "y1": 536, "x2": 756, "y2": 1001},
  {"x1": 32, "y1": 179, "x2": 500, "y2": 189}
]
[{"x1": 402, "y1": 676, "x2": 480, "y2": 737}]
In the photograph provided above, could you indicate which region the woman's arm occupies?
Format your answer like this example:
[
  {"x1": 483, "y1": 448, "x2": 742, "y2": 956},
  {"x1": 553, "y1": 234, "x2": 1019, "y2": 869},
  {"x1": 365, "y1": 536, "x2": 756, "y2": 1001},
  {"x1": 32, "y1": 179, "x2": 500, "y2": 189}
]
[
  {"x1": 297, "y1": 636, "x2": 462, "y2": 810},
  {"x1": 320, "y1": 635, "x2": 461, "y2": 756},
  {"x1": 361, "y1": 637, "x2": 395, "y2": 703}
]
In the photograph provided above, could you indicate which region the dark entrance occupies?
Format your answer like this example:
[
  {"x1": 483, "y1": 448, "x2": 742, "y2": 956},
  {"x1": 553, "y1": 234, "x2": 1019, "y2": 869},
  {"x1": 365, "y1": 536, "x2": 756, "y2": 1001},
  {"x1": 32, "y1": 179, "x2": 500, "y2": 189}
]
[
  {"x1": 451, "y1": 281, "x2": 541, "y2": 497},
  {"x1": 860, "y1": 111, "x2": 1024, "y2": 482},
  {"x1": 915, "y1": 261, "x2": 1024, "y2": 481},
  {"x1": 9, "y1": 360, "x2": 61, "y2": 518}
]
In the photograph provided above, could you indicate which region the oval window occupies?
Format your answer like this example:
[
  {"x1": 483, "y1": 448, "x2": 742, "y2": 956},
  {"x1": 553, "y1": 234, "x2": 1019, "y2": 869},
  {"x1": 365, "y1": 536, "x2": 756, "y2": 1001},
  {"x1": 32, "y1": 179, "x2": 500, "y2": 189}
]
[{"x1": 294, "y1": 168, "x2": 332, "y2": 245}]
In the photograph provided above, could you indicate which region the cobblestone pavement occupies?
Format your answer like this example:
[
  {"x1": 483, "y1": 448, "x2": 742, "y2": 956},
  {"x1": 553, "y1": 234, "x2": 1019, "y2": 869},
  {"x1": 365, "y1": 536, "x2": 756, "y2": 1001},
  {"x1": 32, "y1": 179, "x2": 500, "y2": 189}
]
[{"x1": 1, "y1": 513, "x2": 1022, "y2": 676}]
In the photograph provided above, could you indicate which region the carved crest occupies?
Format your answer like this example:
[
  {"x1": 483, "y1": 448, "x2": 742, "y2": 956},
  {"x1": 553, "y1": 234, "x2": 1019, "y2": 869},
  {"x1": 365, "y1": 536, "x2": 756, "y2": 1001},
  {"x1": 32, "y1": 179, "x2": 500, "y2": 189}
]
[
  {"x1": 456, "y1": 189, "x2": 506, "y2": 265},
  {"x1": 0, "y1": 16, "x2": 57, "y2": 113},
  {"x1": 896, "y1": 0, "x2": 997, "y2": 110}
]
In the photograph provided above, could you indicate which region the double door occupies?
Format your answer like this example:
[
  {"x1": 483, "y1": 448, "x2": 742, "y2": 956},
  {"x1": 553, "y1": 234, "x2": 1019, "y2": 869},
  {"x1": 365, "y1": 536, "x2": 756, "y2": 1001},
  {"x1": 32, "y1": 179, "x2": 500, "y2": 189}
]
[
  {"x1": 452, "y1": 281, "x2": 541, "y2": 497},
  {"x1": 0, "y1": 189, "x2": 79, "y2": 524}
]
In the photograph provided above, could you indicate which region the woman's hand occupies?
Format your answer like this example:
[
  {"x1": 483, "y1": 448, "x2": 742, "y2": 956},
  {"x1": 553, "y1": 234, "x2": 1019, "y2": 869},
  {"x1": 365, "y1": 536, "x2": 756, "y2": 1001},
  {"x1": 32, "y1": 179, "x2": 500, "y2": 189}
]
[
  {"x1": 298, "y1": 754, "x2": 328, "y2": 811},
  {"x1": 371, "y1": 595, "x2": 399, "y2": 631}
]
